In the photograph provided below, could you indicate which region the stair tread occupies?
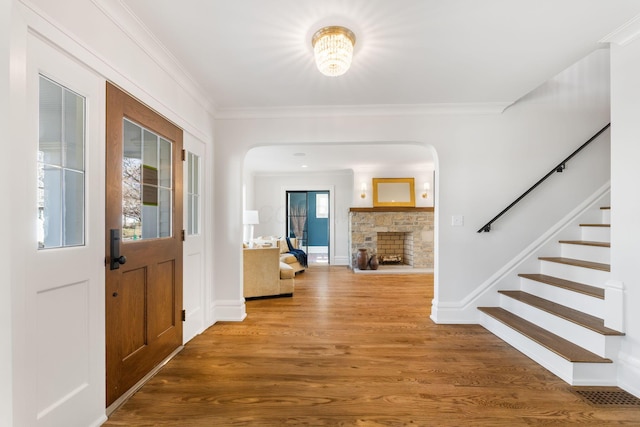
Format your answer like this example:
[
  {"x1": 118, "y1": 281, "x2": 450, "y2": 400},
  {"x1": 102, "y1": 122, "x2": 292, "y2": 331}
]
[
  {"x1": 518, "y1": 274, "x2": 604, "y2": 299},
  {"x1": 558, "y1": 240, "x2": 610, "y2": 248},
  {"x1": 538, "y1": 257, "x2": 610, "y2": 272},
  {"x1": 478, "y1": 307, "x2": 613, "y2": 363},
  {"x1": 579, "y1": 223, "x2": 610, "y2": 227},
  {"x1": 498, "y1": 290, "x2": 623, "y2": 336}
]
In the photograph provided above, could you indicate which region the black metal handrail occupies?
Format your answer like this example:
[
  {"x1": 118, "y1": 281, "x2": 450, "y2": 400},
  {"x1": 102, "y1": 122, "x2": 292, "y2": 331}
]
[{"x1": 477, "y1": 123, "x2": 611, "y2": 233}]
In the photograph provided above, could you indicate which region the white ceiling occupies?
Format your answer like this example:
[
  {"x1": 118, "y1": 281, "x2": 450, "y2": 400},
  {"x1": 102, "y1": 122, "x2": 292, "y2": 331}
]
[{"x1": 121, "y1": 0, "x2": 640, "y2": 173}]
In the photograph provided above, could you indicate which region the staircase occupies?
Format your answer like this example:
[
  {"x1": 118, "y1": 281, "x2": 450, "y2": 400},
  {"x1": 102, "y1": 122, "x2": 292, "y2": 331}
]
[{"x1": 478, "y1": 206, "x2": 624, "y2": 385}]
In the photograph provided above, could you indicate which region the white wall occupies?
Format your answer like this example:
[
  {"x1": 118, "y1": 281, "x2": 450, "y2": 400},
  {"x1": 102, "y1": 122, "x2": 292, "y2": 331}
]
[
  {"x1": 352, "y1": 162, "x2": 435, "y2": 208},
  {"x1": 249, "y1": 171, "x2": 353, "y2": 265},
  {"x1": 1, "y1": 0, "x2": 14, "y2": 425},
  {"x1": 215, "y1": 48, "x2": 611, "y2": 323},
  {"x1": 610, "y1": 36, "x2": 640, "y2": 398}
]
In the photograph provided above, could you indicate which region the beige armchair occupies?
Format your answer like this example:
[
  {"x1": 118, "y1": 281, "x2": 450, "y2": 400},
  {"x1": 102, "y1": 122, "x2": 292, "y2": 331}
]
[{"x1": 243, "y1": 247, "x2": 294, "y2": 299}]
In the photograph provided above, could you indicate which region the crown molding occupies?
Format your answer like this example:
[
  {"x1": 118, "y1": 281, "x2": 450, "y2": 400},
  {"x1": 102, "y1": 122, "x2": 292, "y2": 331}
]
[
  {"x1": 91, "y1": 0, "x2": 218, "y2": 115},
  {"x1": 600, "y1": 13, "x2": 640, "y2": 46},
  {"x1": 214, "y1": 102, "x2": 512, "y2": 120}
]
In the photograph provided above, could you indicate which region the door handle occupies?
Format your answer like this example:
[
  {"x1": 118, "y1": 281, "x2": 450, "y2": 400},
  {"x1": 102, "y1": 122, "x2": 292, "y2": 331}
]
[{"x1": 110, "y1": 229, "x2": 127, "y2": 270}]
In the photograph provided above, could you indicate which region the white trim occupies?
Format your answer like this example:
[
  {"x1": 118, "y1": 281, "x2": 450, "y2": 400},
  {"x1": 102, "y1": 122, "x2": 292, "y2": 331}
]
[
  {"x1": 600, "y1": 13, "x2": 640, "y2": 46},
  {"x1": 212, "y1": 299, "x2": 247, "y2": 322},
  {"x1": 215, "y1": 102, "x2": 511, "y2": 120},
  {"x1": 18, "y1": 0, "x2": 213, "y2": 143},
  {"x1": 604, "y1": 280, "x2": 625, "y2": 332},
  {"x1": 91, "y1": 0, "x2": 217, "y2": 114},
  {"x1": 618, "y1": 351, "x2": 640, "y2": 398}
]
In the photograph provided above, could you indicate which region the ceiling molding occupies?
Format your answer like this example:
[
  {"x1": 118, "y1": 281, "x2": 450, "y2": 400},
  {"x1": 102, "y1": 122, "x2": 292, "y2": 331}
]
[
  {"x1": 600, "y1": 13, "x2": 640, "y2": 46},
  {"x1": 215, "y1": 102, "x2": 511, "y2": 120},
  {"x1": 92, "y1": 0, "x2": 218, "y2": 114}
]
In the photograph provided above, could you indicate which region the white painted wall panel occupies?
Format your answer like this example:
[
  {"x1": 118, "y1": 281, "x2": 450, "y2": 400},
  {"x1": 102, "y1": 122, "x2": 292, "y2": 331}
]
[
  {"x1": 1, "y1": 0, "x2": 14, "y2": 425},
  {"x1": 610, "y1": 35, "x2": 640, "y2": 398},
  {"x1": 36, "y1": 281, "x2": 90, "y2": 419}
]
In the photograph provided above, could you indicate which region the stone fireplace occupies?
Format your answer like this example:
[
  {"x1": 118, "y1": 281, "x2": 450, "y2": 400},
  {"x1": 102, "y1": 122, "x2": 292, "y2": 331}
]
[{"x1": 349, "y1": 208, "x2": 434, "y2": 269}]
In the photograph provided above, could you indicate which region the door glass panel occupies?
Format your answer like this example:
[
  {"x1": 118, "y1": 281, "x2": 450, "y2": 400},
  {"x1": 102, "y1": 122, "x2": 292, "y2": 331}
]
[
  {"x1": 159, "y1": 138, "x2": 172, "y2": 188},
  {"x1": 63, "y1": 169, "x2": 85, "y2": 246},
  {"x1": 63, "y1": 89, "x2": 85, "y2": 170},
  {"x1": 122, "y1": 119, "x2": 142, "y2": 240},
  {"x1": 187, "y1": 151, "x2": 200, "y2": 235},
  {"x1": 40, "y1": 165, "x2": 62, "y2": 248},
  {"x1": 37, "y1": 75, "x2": 85, "y2": 249},
  {"x1": 122, "y1": 118, "x2": 173, "y2": 241}
]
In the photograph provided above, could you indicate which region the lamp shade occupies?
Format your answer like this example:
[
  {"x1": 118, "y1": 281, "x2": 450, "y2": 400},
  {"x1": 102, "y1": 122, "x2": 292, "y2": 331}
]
[
  {"x1": 243, "y1": 210, "x2": 259, "y2": 225},
  {"x1": 312, "y1": 26, "x2": 356, "y2": 77}
]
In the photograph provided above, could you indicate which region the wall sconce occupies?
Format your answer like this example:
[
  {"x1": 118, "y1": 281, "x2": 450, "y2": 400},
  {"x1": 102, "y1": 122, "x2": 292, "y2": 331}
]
[
  {"x1": 360, "y1": 182, "x2": 367, "y2": 199},
  {"x1": 421, "y1": 182, "x2": 430, "y2": 199}
]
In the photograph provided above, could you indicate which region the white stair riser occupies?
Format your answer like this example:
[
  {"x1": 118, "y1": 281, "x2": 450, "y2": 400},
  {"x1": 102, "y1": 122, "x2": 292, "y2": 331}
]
[
  {"x1": 520, "y1": 278, "x2": 604, "y2": 318},
  {"x1": 560, "y1": 244, "x2": 610, "y2": 264},
  {"x1": 499, "y1": 296, "x2": 620, "y2": 358},
  {"x1": 479, "y1": 313, "x2": 616, "y2": 385},
  {"x1": 580, "y1": 226, "x2": 610, "y2": 242},
  {"x1": 540, "y1": 261, "x2": 609, "y2": 288},
  {"x1": 601, "y1": 209, "x2": 610, "y2": 224}
]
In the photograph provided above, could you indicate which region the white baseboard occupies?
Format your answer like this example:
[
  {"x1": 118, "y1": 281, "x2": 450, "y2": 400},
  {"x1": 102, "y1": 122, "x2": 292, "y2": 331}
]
[
  {"x1": 212, "y1": 299, "x2": 247, "y2": 322},
  {"x1": 89, "y1": 415, "x2": 108, "y2": 427},
  {"x1": 333, "y1": 255, "x2": 349, "y2": 265},
  {"x1": 618, "y1": 351, "x2": 640, "y2": 398}
]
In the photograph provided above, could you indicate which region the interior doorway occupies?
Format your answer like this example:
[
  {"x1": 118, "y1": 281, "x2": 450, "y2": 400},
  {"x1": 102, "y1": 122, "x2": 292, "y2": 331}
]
[{"x1": 286, "y1": 191, "x2": 330, "y2": 264}]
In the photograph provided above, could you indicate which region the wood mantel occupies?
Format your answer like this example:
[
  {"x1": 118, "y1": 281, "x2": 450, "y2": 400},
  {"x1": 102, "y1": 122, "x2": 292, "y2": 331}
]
[{"x1": 349, "y1": 207, "x2": 434, "y2": 213}]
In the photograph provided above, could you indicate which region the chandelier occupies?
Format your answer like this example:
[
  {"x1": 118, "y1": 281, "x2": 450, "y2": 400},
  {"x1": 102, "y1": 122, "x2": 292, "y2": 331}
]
[{"x1": 312, "y1": 26, "x2": 356, "y2": 77}]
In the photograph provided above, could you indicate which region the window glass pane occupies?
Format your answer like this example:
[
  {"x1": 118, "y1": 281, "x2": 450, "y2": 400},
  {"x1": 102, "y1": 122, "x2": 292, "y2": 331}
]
[
  {"x1": 158, "y1": 188, "x2": 171, "y2": 237},
  {"x1": 40, "y1": 165, "x2": 62, "y2": 248},
  {"x1": 159, "y1": 138, "x2": 172, "y2": 188},
  {"x1": 187, "y1": 153, "x2": 194, "y2": 194},
  {"x1": 39, "y1": 78, "x2": 62, "y2": 166},
  {"x1": 38, "y1": 75, "x2": 85, "y2": 249},
  {"x1": 64, "y1": 169, "x2": 84, "y2": 246},
  {"x1": 193, "y1": 195, "x2": 199, "y2": 235},
  {"x1": 187, "y1": 194, "x2": 194, "y2": 235},
  {"x1": 141, "y1": 203, "x2": 158, "y2": 239},
  {"x1": 187, "y1": 152, "x2": 200, "y2": 236},
  {"x1": 143, "y1": 130, "x2": 158, "y2": 169},
  {"x1": 63, "y1": 90, "x2": 84, "y2": 170},
  {"x1": 316, "y1": 193, "x2": 329, "y2": 218},
  {"x1": 122, "y1": 119, "x2": 173, "y2": 241},
  {"x1": 193, "y1": 154, "x2": 199, "y2": 194},
  {"x1": 122, "y1": 119, "x2": 142, "y2": 240}
]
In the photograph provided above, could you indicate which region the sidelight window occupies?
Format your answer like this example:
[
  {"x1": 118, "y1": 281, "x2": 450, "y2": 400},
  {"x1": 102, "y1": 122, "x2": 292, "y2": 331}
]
[
  {"x1": 186, "y1": 151, "x2": 200, "y2": 236},
  {"x1": 37, "y1": 75, "x2": 86, "y2": 249}
]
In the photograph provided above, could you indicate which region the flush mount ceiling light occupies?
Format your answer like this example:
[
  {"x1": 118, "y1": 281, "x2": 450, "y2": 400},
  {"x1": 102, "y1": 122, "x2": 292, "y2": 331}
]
[{"x1": 312, "y1": 26, "x2": 356, "y2": 77}]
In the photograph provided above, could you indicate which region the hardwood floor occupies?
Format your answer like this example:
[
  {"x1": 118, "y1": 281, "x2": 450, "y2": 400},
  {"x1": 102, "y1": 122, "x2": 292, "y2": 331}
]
[{"x1": 104, "y1": 266, "x2": 640, "y2": 426}]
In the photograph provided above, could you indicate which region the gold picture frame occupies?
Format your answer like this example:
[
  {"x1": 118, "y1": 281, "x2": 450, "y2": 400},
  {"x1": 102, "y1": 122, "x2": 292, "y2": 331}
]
[{"x1": 372, "y1": 178, "x2": 416, "y2": 207}]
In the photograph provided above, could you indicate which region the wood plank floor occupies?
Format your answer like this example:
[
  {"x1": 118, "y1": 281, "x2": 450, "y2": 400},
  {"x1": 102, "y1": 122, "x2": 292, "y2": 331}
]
[{"x1": 104, "y1": 266, "x2": 640, "y2": 426}]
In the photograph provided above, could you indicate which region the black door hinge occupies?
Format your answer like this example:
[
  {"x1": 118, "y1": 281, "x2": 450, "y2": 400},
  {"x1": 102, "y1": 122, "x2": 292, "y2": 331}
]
[
  {"x1": 181, "y1": 230, "x2": 186, "y2": 241},
  {"x1": 181, "y1": 149, "x2": 186, "y2": 161},
  {"x1": 181, "y1": 309, "x2": 186, "y2": 322}
]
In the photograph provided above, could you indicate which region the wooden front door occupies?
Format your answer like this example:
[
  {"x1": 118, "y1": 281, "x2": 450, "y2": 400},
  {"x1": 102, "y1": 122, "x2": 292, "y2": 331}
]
[{"x1": 105, "y1": 83, "x2": 183, "y2": 407}]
